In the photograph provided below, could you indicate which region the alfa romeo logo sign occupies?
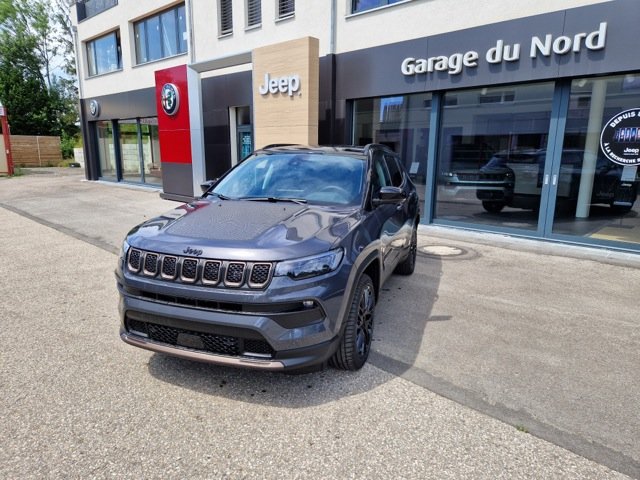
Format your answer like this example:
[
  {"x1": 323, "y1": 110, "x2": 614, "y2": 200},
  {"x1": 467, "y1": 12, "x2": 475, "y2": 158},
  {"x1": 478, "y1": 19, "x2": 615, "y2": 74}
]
[
  {"x1": 161, "y1": 83, "x2": 180, "y2": 116},
  {"x1": 600, "y1": 108, "x2": 640, "y2": 166}
]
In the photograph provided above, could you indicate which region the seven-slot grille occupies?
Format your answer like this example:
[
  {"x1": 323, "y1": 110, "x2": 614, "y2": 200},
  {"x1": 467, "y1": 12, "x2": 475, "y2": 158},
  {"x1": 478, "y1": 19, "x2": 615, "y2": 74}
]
[{"x1": 127, "y1": 248, "x2": 273, "y2": 289}]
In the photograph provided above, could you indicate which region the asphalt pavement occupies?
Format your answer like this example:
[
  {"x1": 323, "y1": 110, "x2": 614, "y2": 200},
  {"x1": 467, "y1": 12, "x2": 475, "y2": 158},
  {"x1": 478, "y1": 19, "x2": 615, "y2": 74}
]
[{"x1": 0, "y1": 168, "x2": 638, "y2": 479}]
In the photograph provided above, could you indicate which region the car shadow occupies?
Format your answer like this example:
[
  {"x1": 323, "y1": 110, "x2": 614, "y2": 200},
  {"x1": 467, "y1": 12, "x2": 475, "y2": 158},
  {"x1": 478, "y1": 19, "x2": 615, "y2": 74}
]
[{"x1": 147, "y1": 254, "x2": 443, "y2": 407}]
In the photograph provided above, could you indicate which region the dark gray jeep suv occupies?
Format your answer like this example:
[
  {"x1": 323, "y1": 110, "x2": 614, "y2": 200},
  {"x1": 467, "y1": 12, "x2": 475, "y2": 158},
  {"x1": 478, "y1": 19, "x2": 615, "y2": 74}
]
[{"x1": 116, "y1": 145, "x2": 419, "y2": 371}]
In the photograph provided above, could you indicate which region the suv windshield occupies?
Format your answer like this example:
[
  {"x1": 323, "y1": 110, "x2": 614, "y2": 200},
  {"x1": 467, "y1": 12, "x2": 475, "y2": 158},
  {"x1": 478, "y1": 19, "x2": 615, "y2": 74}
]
[{"x1": 211, "y1": 153, "x2": 366, "y2": 206}]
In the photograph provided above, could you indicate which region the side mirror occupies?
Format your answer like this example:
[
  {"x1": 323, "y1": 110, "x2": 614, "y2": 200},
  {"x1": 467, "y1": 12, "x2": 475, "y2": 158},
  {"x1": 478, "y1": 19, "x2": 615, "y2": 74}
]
[
  {"x1": 372, "y1": 186, "x2": 406, "y2": 206},
  {"x1": 200, "y1": 179, "x2": 217, "y2": 194}
]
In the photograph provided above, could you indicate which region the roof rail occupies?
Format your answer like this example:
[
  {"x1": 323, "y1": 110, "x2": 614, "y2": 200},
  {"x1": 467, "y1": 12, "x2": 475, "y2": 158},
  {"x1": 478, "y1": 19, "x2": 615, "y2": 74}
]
[{"x1": 261, "y1": 143, "x2": 301, "y2": 149}]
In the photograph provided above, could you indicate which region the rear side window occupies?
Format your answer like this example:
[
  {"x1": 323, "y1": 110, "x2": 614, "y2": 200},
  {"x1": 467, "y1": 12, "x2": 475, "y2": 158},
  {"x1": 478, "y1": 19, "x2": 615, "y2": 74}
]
[{"x1": 384, "y1": 154, "x2": 403, "y2": 187}]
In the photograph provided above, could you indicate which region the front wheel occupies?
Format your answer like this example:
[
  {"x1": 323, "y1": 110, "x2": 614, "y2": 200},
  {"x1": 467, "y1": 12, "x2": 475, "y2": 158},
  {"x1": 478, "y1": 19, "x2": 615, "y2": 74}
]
[
  {"x1": 330, "y1": 274, "x2": 375, "y2": 371},
  {"x1": 482, "y1": 201, "x2": 505, "y2": 213},
  {"x1": 395, "y1": 226, "x2": 417, "y2": 275}
]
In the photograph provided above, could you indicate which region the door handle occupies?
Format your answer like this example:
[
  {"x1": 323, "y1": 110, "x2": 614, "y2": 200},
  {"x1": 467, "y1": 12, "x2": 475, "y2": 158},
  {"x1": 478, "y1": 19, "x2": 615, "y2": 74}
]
[
  {"x1": 544, "y1": 174, "x2": 549, "y2": 185},
  {"x1": 552, "y1": 174, "x2": 558, "y2": 186}
]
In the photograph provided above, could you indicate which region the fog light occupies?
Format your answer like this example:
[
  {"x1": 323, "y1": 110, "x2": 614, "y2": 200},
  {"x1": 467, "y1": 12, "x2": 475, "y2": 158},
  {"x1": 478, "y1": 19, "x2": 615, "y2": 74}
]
[{"x1": 303, "y1": 300, "x2": 315, "y2": 309}]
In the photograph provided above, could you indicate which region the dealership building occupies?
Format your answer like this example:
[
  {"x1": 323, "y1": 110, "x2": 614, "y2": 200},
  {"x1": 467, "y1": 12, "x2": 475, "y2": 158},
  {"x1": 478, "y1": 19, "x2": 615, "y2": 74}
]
[{"x1": 72, "y1": 0, "x2": 640, "y2": 252}]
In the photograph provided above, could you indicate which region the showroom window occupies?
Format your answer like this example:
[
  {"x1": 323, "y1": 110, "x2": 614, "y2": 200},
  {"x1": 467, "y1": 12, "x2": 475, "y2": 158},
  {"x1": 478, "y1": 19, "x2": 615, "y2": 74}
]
[
  {"x1": 351, "y1": 0, "x2": 405, "y2": 14},
  {"x1": 551, "y1": 74, "x2": 640, "y2": 246},
  {"x1": 86, "y1": 31, "x2": 121, "y2": 76},
  {"x1": 277, "y1": 0, "x2": 294, "y2": 19},
  {"x1": 219, "y1": 0, "x2": 233, "y2": 35},
  {"x1": 134, "y1": 4, "x2": 187, "y2": 64},
  {"x1": 95, "y1": 118, "x2": 161, "y2": 185},
  {"x1": 353, "y1": 93, "x2": 431, "y2": 204},
  {"x1": 434, "y1": 82, "x2": 555, "y2": 231}
]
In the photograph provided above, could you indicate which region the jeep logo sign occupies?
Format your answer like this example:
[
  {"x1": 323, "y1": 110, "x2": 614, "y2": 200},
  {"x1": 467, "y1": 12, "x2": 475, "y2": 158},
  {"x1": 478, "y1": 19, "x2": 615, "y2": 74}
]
[
  {"x1": 600, "y1": 108, "x2": 640, "y2": 166},
  {"x1": 258, "y1": 73, "x2": 301, "y2": 97}
]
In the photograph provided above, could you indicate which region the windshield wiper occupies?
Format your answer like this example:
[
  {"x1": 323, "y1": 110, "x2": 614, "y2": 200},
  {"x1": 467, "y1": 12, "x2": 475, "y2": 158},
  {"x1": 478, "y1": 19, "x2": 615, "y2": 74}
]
[
  {"x1": 239, "y1": 196, "x2": 307, "y2": 205},
  {"x1": 208, "y1": 192, "x2": 231, "y2": 200}
]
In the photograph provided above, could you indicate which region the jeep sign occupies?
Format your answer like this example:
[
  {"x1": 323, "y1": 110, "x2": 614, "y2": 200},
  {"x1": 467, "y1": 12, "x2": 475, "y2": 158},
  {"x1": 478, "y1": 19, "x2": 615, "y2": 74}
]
[
  {"x1": 600, "y1": 108, "x2": 640, "y2": 166},
  {"x1": 258, "y1": 73, "x2": 301, "y2": 96}
]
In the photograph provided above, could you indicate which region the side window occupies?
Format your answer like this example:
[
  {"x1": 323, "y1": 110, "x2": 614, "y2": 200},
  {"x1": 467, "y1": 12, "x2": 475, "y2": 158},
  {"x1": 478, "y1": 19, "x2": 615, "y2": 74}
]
[
  {"x1": 372, "y1": 151, "x2": 391, "y2": 190},
  {"x1": 384, "y1": 154, "x2": 403, "y2": 187}
]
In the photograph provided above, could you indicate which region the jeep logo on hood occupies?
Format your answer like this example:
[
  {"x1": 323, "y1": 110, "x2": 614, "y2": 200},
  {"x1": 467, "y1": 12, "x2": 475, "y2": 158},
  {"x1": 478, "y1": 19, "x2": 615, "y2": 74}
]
[{"x1": 183, "y1": 247, "x2": 203, "y2": 256}]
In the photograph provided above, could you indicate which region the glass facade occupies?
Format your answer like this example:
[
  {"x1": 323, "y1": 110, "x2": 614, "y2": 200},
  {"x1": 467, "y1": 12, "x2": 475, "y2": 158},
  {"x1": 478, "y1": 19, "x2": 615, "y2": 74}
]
[
  {"x1": 551, "y1": 75, "x2": 640, "y2": 245},
  {"x1": 95, "y1": 118, "x2": 161, "y2": 186},
  {"x1": 351, "y1": 74, "x2": 640, "y2": 250},
  {"x1": 353, "y1": 93, "x2": 431, "y2": 205},
  {"x1": 97, "y1": 121, "x2": 116, "y2": 179},
  {"x1": 119, "y1": 120, "x2": 141, "y2": 182},
  {"x1": 435, "y1": 83, "x2": 555, "y2": 231}
]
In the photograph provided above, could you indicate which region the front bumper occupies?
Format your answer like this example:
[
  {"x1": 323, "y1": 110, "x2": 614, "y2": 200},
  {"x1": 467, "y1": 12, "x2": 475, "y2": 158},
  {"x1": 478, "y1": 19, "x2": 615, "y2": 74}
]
[{"x1": 116, "y1": 266, "x2": 349, "y2": 371}]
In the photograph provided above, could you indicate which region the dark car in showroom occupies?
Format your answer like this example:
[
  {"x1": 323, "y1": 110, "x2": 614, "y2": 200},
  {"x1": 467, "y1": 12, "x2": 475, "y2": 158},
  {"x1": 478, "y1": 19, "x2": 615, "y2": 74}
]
[
  {"x1": 440, "y1": 149, "x2": 638, "y2": 213},
  {"x1": 116, "y1": 145, "x2": 420, "y2": 371}
]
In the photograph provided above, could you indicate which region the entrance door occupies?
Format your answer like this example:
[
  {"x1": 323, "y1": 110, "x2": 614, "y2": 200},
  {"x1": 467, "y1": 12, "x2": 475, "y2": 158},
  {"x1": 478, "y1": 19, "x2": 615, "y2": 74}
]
[{"x1": 119, "y1": 119, "x2": 143, "y2": 183}]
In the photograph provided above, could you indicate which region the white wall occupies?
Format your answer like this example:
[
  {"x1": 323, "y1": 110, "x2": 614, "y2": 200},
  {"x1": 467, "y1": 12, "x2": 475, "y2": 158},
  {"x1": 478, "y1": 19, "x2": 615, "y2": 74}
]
[
  {"x1": 74, "y1": 0, "x2": 612, "y2": 100},
  {"x1": 73, "y1": 0, "x2": 187, "y2": 99},
  {"x1": 333, "y1": 0, "x2": 611, "y2": 54},
  {"x1": 191, "y1": 1, "x2": 333, "y2": 61}
]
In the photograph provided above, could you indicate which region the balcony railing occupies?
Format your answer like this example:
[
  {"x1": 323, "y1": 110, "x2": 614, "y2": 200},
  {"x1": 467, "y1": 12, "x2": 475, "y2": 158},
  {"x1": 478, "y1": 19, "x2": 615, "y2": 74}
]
[{"x1": 76, "y1": 0, "x2": 118, "y2": 22}]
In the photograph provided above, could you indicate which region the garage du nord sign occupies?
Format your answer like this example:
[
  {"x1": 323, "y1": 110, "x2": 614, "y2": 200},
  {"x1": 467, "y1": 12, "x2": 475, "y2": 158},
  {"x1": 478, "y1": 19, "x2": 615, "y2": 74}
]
[
  {"x1": 600, "y1": 109, "x2": 640, "y2": 167},
  {"x1": 401, "y1": 22, "x2": 607, "y2": 76}
]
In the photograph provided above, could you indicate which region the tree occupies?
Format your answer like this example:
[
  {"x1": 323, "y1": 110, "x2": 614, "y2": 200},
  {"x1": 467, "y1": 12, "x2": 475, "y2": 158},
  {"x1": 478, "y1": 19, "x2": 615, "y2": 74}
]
[{"x1": 0, "y1": 0, "x2": 78, "y2": 145}]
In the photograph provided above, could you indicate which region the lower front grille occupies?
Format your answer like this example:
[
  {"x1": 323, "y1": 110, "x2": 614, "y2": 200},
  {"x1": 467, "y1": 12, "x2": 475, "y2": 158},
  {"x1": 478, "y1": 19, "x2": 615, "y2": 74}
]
[{"x1": 125, "y1": 318, "x2": 275, "y2": 358}]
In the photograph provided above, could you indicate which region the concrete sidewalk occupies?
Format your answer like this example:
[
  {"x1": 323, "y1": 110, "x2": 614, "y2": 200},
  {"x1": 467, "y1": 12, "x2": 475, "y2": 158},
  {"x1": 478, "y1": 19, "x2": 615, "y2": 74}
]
[{"x1": 1, "y1": 168, "x2": 638, "y2": 478}]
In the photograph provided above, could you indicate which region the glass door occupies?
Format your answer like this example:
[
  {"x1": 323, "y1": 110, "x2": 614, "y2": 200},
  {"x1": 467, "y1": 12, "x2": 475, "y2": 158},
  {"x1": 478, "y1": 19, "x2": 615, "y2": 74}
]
[
  {"x1": 96, "y1": 121, "x2": 117, "y2": 180},
  {"x1": 119, "y1": 119, "x2": 142, "y2": 183}
]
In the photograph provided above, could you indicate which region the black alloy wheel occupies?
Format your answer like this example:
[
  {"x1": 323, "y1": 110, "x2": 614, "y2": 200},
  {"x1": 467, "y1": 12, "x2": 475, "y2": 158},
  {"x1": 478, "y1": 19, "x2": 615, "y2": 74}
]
[{"x1": 330, "y1": 274, "x2": 375, "y2": 370}]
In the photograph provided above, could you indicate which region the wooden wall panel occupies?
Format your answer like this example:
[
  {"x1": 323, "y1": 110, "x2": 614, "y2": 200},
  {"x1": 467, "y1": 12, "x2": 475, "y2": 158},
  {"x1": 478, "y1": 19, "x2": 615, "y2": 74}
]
[
  {"x1": 252, "y1": 37, "x2": 319, "y2": 148},
  {"x1": 10, "y1": 135, "x2": 62, "y2": 167}
]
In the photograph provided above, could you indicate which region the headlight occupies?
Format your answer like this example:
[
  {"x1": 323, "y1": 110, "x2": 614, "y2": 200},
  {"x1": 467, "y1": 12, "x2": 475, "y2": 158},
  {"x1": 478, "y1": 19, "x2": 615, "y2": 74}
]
[{"x1": 274, "y1": 248, "x2": 344, "y2": 280}]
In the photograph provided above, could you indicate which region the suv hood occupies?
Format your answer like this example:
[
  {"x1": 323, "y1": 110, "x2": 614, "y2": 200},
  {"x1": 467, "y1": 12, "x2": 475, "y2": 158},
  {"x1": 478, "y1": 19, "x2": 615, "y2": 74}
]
[{"x1": 126, "y1": 199, "x2": 360, "y2": 261}]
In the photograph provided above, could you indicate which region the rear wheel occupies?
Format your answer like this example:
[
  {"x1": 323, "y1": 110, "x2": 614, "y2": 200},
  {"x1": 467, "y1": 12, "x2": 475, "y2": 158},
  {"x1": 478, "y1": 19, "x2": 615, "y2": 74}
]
[
  {"x1": 330, "y1": 274, "x2": 375, "y2": 371},
  {"x1": 482, "y1": 201, "x2": 505, "y2": 213}
]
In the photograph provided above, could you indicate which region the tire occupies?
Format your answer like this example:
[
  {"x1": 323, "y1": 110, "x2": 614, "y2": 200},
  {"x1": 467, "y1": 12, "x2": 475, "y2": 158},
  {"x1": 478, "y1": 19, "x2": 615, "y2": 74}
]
[
  {"x1": 610, "y1": 203, "x2": 633, "y2": 214},
  {"x1": 330, "y1": 274, "x2": 375, "y2": 371},
  {"x1": 395, "y1": 226, "x2": 417, "y2": 275},
  {"x1": 482, "y1": 201, "x2": 505, "y2": 213}
]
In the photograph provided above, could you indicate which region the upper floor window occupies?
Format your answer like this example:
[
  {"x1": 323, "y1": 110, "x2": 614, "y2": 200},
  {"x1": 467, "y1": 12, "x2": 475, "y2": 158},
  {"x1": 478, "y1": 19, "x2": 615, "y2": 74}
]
[
  {"x1": 219, "y1": 0, "x2": 233, "y2": 35},
  {"x1": 134, "y1": 3, "x2": 187, "y2": 65},
  {"x1": 76, "y1": 0, "x2": 118, "y2": 22},
  {"x1": 351, "y1": 0, "x2": 404, "y2": 14},
  {"x1": 86, "y1": 30, "x2": 121, "y2": 77},
  {"x1": 277, "y1": 0, "x2": 294, "y2": 19},
  {"x1": 247, "y1": 0, "x2": 261, "y2": 27}
]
